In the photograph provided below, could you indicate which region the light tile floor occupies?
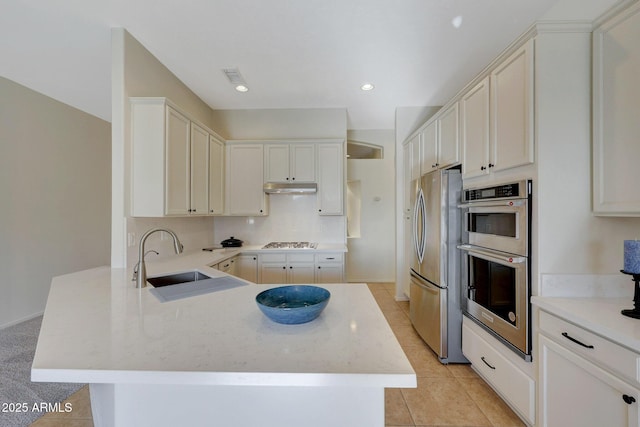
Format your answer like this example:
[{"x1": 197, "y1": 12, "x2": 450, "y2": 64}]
[
  {"x1": 31, "y1": 282, "x2": 524, "y2": 427},
  {"x1": 369, "y1": 282, "x2": 525, "y2": 427}
]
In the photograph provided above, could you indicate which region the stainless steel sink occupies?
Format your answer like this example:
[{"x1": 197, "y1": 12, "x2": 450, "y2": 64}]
[{"x1": 147, "y1": 271, "x2": 212, "y2": 288}]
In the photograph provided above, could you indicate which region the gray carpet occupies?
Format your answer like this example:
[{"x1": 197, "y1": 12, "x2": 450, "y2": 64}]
[{"x1": 0, "y1": 316, "x2": 84, "y2": 427}]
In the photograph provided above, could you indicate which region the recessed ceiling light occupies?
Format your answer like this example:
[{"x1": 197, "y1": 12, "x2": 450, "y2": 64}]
[
  {"x1": 223, "y1": 67, "x2": 249, "y2": 93},
  {"x1": 361, "y1": 83, "x2": 375, "y2": 91}
]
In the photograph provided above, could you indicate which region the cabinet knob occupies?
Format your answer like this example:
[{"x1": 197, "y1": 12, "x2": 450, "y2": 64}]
[
  {"x1": 286, "y1": 177, "x2": 289, "y2": 180},
  {"x1": 488, "y1": 163, "x2": 495, "y2": 168},
  {"x1": 253, "y1": 257, "x2": 256, "y2": 260},
  {"x1": 292, "y1": 177, "x2": 295, "y2": 181},
  {"x1": 480, "y1": 166, "x2": 486, "y2": 171},
  {"x1": 289, "y1": 266, "x2": 293, "y2": 269},
  {"x1": 282, "y1": 266, "x2": 286, "y2": 269},
  {"x1": 623, "y1": 395, "x2": 636, "y2": 405},
  {"x1": 318, "y1": 266, "x2": 321, "y2": 269},
  {"x1": 318, "y1": 209, "x2": 322, "y2": 212},
  {"x1": 259, "y1": 210, "x2": 263, "y2": 213}
]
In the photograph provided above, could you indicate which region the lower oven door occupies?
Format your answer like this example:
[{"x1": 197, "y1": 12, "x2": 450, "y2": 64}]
[{"x1": 458, "y1": 244, "x2": 530, "y2": 359}]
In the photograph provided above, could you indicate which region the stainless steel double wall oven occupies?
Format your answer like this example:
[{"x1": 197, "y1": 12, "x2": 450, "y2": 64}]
[{"x1": 458, "y1": 180, "x2": 532, "y2": 361}]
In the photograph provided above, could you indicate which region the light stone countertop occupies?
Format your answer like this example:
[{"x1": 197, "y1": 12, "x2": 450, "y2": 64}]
[
  {"x1": 31, "y1": 250, "x2": 415, "y2": 389},
  {"x1": 532, "y1": 296, "x2": 640, "y2": 353}
]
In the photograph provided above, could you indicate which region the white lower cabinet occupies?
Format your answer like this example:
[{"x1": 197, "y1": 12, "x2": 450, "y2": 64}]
[
  {"x1": 235, "y1": 254, "x2": 258, "y2": 283},
  {"x1": 462, "y1": 317, "x2": 535, "y2": 425},
  {"x1": 538, "y1": 310, "x2": 640, "y2": 427},
  {"x1": 258, "y1": 253, "x2": 315, "y2": 284},
  {"x1": 257, "y1": 252, "x2": 345, "y2": 284},
  {"x1": 315, "y1": 253, "x2": 344, "y2": 283}
]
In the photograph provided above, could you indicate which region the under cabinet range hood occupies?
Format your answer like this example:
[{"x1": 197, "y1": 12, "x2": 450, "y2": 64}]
[{"x1": 263, "y1": 182, "x2": 317, "y2": 194}]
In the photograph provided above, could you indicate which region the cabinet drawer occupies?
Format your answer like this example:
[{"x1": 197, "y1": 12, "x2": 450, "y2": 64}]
[
  {"x1": 259, "y1": 253, "x2": 287, "y2": 263},
  {"x1": 315, "y1": 253, "x2": 343, "y2": 263},
  {"x1": 539, "y1": 310, "x2": 640, "y2": 385},
  {"x1": 463, "y1": 319, "x2": 535, "y2": 424},
  {"x1": 287, "y1": 253, "x2": 315, "y2": 263}
]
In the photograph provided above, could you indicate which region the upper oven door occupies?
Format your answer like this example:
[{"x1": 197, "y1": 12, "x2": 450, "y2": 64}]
[{"x1": 459, "y1": 199, "x2": 528, "y2": 257}]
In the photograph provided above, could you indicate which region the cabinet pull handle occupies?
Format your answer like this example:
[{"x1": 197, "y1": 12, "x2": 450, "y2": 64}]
[
  {"x1": 623, "y1": 395, "x2": 636, "y2": 405},
  {"x1": 562, "y1": 332, "x2": 594, "y2": 349},
  {"x1": 326, "y1": 257, "x2": 335, "y2": 260},
  {"x1": 481, "y1": 356, "x2": 496, "y2": 370}
]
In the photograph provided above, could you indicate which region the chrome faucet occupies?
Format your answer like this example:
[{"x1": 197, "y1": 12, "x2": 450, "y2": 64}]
[{"x1": 135, "y1": 228, "x2": 183, "y2": 288}]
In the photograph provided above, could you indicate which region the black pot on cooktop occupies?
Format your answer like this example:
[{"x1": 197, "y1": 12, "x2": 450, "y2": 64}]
[{"x1": 220, "y1": 236, "x2": 243, "y2": 247}]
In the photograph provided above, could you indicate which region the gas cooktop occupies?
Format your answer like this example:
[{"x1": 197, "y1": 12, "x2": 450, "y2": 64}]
[{"x1": 262, "y1": 242, "x2": 318, "y2": 249}]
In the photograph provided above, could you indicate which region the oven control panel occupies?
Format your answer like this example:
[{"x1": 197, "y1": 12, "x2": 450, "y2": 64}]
[{"x1": 463, "y1": 180, "x2": 531, "y2": 202}]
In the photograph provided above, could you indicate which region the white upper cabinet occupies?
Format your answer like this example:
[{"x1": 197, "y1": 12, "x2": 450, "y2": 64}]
[
  {"x1": 461, "y1": 77, "x2": 491, "y2": 179},
  {"x1": 264, "y1": 143, "x2": 315, "y2": 183},
  {"x1": 416, "y1": 103, "x2": 460, "y2": 176},
  {"x1": 460, "y1": 39, "x2": 533, "y2": 179},
  {"x1": 226, "y1": 143, "x2": 267, "y2": 216},
  {"x1": 490, "y1": 38, "x2": 534, "y2": 173},
  {"x1": 437, "y1": 102, "x2": 460, "y2": 169},
  {"x1": 316, "y1": 142, "x2": 344, "y2": 215},
  {"x1": 189, "y1": 122, "x2": 209, "y2": 215},
  {"x1": 208, "y1": 134, "x2": 224, "y2": 215},
  {"x1": 420, "y1": 120, "x2": 437, "y2": 173},
  {"x1": 164, "y1": 107, "x2": 191, "y2": 215},
  {"x1": 131, "y1": 98, "x2": 221, "y2": 217},
  {"x1": 592, "y1": 2, "x2": 640, "y2": 216}
]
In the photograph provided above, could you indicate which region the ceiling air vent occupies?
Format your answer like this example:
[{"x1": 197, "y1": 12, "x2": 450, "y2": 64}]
[{"x1": 222, "y1": 68, "x2": 245, "y2": 84}]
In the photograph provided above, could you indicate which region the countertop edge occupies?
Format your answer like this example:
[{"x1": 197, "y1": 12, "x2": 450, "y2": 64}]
[
  {"x1": 532, "y1": 296, "x2": 640, "y2": 353},
  {"x1": 31, "y1": 369, "x2": 416, "y2": 388}
]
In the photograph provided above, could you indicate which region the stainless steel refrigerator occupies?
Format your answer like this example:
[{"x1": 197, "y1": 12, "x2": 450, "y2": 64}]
[{"x1": 409, "y1": 168, "x2": 467, "y2": 364}]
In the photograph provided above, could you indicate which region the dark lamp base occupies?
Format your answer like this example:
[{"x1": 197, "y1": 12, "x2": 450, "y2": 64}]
[{"x1": 620, "y1": 270, "x2": 640, "y2": 319}]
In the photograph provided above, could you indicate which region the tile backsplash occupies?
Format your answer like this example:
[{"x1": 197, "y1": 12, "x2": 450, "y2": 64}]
[
  {"x1": 126, "y1": 216, "x2": 215, "y2": 267},
  {"x1": 213, "y1": 194, "x2": 346, "y2": 246}
]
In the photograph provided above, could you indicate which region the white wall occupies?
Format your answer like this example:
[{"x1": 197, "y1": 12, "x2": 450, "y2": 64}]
[
  {"x1": 111, "y1": 29, "x2": 217, "y2": 268},
  {"x1": 346, "y1": 129, "x2": 396, "y2": 282},
  {"x1": 0, "y1": 76, "x2": 111, "y2": 328}
]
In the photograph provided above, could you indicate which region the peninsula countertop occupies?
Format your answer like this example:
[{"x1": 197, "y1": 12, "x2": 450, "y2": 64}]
[{"x1": 31, "y1": 251, "x2": 415, "y2": 389}]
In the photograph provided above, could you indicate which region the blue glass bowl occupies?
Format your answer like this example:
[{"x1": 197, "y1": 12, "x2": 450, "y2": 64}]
[{"x1": 256, "y1": 285, "x2": 331, "y2": 324}]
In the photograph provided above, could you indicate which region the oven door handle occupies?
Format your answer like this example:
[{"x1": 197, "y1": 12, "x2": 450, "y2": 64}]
[
  {"x1": 457, "y1": 200, "x2": 525, "y2": 209},
  {"x1": 457, "y1": 244, "x2": 526, "y2": 264}
]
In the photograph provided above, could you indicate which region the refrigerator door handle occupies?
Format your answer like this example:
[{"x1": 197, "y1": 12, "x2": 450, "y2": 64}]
[{"x1": 413, "y1": 188, "x2": 426, "y2": 264}]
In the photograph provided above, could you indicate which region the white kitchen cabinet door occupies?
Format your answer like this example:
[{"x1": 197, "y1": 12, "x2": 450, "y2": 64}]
[
  {"x1": 208, "y1": 134, "x2": 224, "y2": 215},
  {"x1": 165, "y1": 106, "x2": 191, "y2": 215},
  {"x1": 264, "y1": 144, "x2": 290, "y2": 182},
  {"x1": 437, "y1": 102, "x2": 460, "y2": 169},
  {"x1": 226, "y1": 144, "x2": 267, "y2": 216},
  {"x1": 402, "y1": 141, "x2": 413, "y2": 215},
  {"x1": 235, "y1": 254, "x2": 258, "y2": 283},
  {"x1": 461, "y1": 77, "x2": 490, "y2": 179},
  {"x1": 288, "y1": 264, "x2": 316, "y2": 284},
  {"x1": 260, "y1": 263, "x2": 288, "y2": 284},
  {"x1": 410, "y1": 134, "x2": 421, "y2": 181},
  {"x1": 264, "y1": 143, "x2": 316, "y2": 183},
  {"x1": 490, "y1": 39, "x2": 534, "y2": 173},
  {"x1": 316, "y1": 142, "x2": 344, "y2": 215},
  {"x1": 189, "y1": 122, "x2": 209, "y2": 215},
  {"x1": 592, "y1": 2, "x2": 640, "y2": 216},
  {"x1": 290, "y1": 143, "x2": 315, "y2": 182},
  {"x1": 538, "y1": 335, "x2": 640, "y2": 427},
  {"x1": 420, "y1": 120, "x2": 437, "y2": 174},
  {"x1": 315, "y1": 264, "x2": 344, "y2": 283}
]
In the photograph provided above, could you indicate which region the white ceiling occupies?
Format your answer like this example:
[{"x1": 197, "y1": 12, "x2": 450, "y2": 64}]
[{"x1": 0, "y1": 0, "x2": 610, "y2": 129}]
